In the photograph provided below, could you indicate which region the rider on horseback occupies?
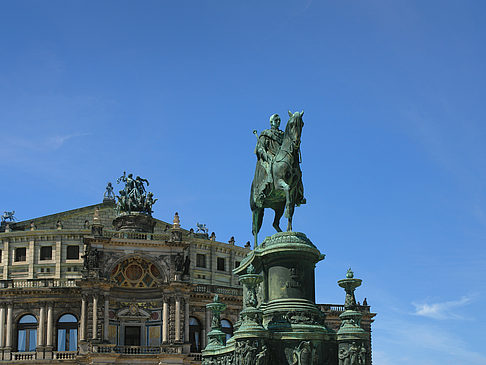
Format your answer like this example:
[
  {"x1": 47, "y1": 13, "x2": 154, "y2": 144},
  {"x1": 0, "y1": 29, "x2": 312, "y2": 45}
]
[
  {"x1": 251, "y1": 111, "x2": 306, "y2": 244},
  {"x1": 254, "y1": 113, "x2": 305, "y2": 208},
  {"x1": 254, "y1": 114, "x2": 284, "y2": 205}
]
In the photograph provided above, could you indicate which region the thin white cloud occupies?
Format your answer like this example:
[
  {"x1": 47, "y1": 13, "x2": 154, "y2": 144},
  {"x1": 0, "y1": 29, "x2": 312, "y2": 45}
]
[
  {"x1": 412, "y1": 296, "x2": 473, "y2": 320},
  {"x1": 0, "y1": 132, "x2": 90, "y2": 155},
  {"x1": 375, "y1": 314, "x2": 486, "y2": 365},
  {"x1": 45, "y1": 133, "x2": 90, "y2": 150}
]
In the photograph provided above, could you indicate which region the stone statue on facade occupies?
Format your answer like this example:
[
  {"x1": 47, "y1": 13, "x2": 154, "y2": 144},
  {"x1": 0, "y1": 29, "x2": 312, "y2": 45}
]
[
  {"x1": 250, "y1": 111, "x2": 306, "y2": 246},
  {"x1": 104, "y1": 182, "x2": 116, "y2": 201},
  {"x1": 115, "y1": 172, "x2": 157, "y2": 215},
  {"x1": 175, "y1": 253, "x2": 184, "y2": 272},
  {"x1": 197, "y1": 222, "x2": 208, "y2": 234},
  {"x1": 1, "y1": 211, "x2": 16, "y2": 222},
  {"x1": 182, "y1": 255, "x2": 190, "y2": 276},
  {"x1": 82, "y1": 243, "x2": 101, "y2": 273}
]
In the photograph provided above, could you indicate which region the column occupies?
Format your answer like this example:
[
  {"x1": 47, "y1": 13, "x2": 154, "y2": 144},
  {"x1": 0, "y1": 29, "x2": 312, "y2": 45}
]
[
  {"x1": 92, "y1": 296, "x2": 98, "y2": 339},
  {"x1": 202, "y1": 307, "x2": 211, "y2": 348},
  {"x1": 0, "y1": 306, "x2": 5, "y2": 348},
  {"x1": 5, "y1": 304, "x2": 13, "y2": 348},
  {"x1": 38, "y1": 306, "x2": 45, "y2": 347},
  {"x1": 80, "y1": 297, "x2": 86, "y2": 341},
  {"x1": 46, "y1": 305, "x2": 53, "y2": 347},
  {"x1": 184, "y1": 300, "x2": 190, "y2": 343},
  {"x1": 104, "y1": 297, "x2": 109, "y2": 342},
  {"x1": 175, "y1": 297, "x2": 181, "y2": 341},
  {"x1": 162, "y1": 299, "x2": 168, "y2": 343},
  {"x1": 206, "y1": 307, "x2": 211, "y2": 331}
]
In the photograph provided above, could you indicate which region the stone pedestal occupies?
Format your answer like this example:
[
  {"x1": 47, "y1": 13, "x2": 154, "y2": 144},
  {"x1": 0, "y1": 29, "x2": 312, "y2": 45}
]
[
  {"x1": 336, "y1": 270, "x2": 370, "y2": 365},
  {"x1": 203, "y1": 231, "x2": 332, "y2": 365},
  {"x1": 112, "y1": 213, "x2": 155, "y2": 233}
]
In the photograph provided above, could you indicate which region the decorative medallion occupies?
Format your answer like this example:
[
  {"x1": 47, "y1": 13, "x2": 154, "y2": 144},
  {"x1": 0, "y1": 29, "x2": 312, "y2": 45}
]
[{"x1": 110, "y1": 257, "x2": 163, "y2": 288}]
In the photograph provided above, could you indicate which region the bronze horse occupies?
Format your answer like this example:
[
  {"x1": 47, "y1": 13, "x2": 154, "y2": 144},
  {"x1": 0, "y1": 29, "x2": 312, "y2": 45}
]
[{"x1": 250, "y1": 111, "x2": 305, "y2": 246}]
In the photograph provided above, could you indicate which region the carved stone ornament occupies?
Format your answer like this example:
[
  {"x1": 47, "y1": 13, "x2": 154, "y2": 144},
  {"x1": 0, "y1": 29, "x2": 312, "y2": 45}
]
[
  {"x1": 338, "y1": 342, "x2": 366, "y2": 365},
  {"x1": 285, "y1": 341, "x2": 319, "y2": 365}
]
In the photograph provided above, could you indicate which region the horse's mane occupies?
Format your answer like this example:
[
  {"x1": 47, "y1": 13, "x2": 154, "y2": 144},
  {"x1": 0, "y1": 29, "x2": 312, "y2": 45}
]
[{"x1": 283, "y1": 114, "x2": 294, "y2": 137}]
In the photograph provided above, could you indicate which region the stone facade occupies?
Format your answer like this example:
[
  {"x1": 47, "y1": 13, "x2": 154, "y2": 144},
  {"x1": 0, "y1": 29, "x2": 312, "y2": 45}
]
[
  {"x1": 0, "y1": 200, "x2": 249, "y2": 364},
  {"x1": 0, "y1": 200, "x2": 375, "y2": 364}
]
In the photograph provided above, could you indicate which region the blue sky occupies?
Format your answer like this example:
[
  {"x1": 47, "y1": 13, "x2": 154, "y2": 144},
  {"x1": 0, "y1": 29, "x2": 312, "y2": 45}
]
[{"x1": 1, "y1": 1, "x2": 485, "y2": 364}]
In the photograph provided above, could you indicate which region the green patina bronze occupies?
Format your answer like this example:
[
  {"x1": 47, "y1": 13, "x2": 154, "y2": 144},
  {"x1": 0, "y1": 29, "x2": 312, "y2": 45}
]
[
  {"x1": 112, "y1": 172, "x2": 158, "y2": 232},
  {"x1": 202, "y1": 110, "x2": 373, "y2": 365},
  {"x1": 250, "y1": 111, "x2": 306, "y2": 247}
]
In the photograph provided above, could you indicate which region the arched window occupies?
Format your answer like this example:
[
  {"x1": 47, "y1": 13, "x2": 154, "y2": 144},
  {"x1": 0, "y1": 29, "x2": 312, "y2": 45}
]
[
  {"x1": 221, "y1": 319, "x2": 233, "y2": 344},
  {"x1": 189, "y1": 317, "x2": 202, "y2": 352},
  {"x1": 57, "y1": 314, "x2": 78, "y2": 351},
  {"x1": 18, "y1": 314, "x2": 37, "y2": 352}
]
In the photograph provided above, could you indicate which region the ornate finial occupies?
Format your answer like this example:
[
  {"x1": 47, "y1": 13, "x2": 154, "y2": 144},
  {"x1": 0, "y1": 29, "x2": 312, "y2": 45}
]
[
  {"x1": 213, "y1": 294, "x2": 220, "y2": 303},
  {"x1": 228, "y1": 236, "x2": 235, "y2": 245},
  {"x1": 247, "y1": 264, "x2": 255, "y2": 274},
  {"x1": 56, "y1": 220, "x2": 63, "y2": 230},
  {"x1": 93, "y1": 207, "x2": 101, "y2": 224},
  {"x1": 91, "y1": 207, "x2": 103, "y2": 236},
  {"x1": 346, "y1": 268, "x2": 354, "y2": 278},
  {"x1": 30, "y1": 221, "x2": 36, "y2": 231},
  {"x1": 173, "y1": 212, "x2": 180, "y2": 228},
  {"x1": 210, "y1": 232, "x2": 216, "y2": 241},
  {"x1": 5, "y1": 223, "x2": 11, "y2": 232}
]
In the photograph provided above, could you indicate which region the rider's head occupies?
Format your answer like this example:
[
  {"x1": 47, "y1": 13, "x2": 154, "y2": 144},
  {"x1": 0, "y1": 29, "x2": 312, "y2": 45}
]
[
  {"x1": 269, "y1": 114, "x2": 281, "y2": 129},
  {"x1": 128, "y1": 173, "x2": 133, "y2": 178}
]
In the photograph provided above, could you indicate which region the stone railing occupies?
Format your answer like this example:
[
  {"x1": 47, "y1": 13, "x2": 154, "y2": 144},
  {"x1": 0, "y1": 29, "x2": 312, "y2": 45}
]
[
  {"x1": 92, "y1": 344, "x2": 184, "y2": 355},
  {"x1": 318, "y1": 304, "x2": 370, "y2": 312},
  {"x1": 12, "y1": 352, "x2": 36, "y2": 360},
  {"x1": 116, "y1": 346, "x2": 160, "y2": 354},
  {"x1": 0, "y1": 279, "x2": 78, "y2": 289},
  {"x1": 193, "y1": 284, "x2": 242, "y2": 297},
  {"x1": 54, "y1": 351, "x2": 78, "y2": 359},
  {"x1": 190, "y1": 353, "x2": 203, "y2": 360},
  {"x1": 91, "y1": 344, "x2": 116, "y2": 353},
  {"x1": 103, "y1": 230, "x2": 169, "y2": 241}
]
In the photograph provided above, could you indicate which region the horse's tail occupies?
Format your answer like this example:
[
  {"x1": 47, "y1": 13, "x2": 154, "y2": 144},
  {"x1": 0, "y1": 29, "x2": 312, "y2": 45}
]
[{"x1": 250, "y1": 180, "x2": 258, "y2": 212}]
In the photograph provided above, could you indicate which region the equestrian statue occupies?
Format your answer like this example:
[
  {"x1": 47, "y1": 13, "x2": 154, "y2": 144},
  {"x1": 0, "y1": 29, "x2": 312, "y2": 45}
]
[{"x1": 250, "y1": 111, "x2": 306, "y2": 246}]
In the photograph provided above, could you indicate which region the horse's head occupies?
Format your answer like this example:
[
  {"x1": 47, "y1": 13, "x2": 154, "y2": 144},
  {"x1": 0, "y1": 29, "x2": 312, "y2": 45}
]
[{"x1": 285, "y1": 110, "x2": 304, "y2": 142}]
